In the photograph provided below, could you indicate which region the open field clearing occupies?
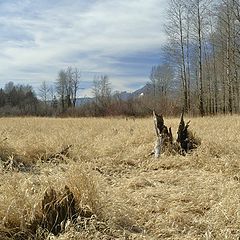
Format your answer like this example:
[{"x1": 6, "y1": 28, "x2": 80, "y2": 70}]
[{"x1": 0, "y1": 116, "x2": 240, "y2": 240}]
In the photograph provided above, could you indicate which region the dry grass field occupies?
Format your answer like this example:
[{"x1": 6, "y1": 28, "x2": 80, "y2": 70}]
[{"x1": 0, "y1": 116, "x2": 239, "y2": 240}]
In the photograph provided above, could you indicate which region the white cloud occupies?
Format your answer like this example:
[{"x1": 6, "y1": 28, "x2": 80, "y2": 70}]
[{"x1": 0, "y1": 0, "x2": 168, "y2": 94}]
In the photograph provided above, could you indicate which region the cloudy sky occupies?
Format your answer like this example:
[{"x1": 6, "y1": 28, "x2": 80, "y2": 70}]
[{"x1": 0, "y1": 0, "x2": 168, "y2": 97}]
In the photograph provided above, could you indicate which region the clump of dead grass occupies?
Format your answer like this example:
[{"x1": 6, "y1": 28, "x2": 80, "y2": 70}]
[{"x1": 0, "y1": 163, "x2": 104, "y2": 239}]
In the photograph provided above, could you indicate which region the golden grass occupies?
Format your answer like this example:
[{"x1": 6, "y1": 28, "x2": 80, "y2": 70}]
[{"x1": 0, "y1": 115, "x2": 239, "y2": 239}]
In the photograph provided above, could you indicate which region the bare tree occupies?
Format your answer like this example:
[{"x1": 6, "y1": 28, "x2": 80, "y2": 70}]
[
  {"x1": 55, "y1": 66, "x2": 81, "y2": 111},
  {"x1": 72, "y1": 68, "x2": 81, "y2": 107},
  {"x1": 56, "y1": 70, "x2": 67, "y2": 111},
  {"x1": 150, "y1": 66, "x2": 157, "y2": 98},
  {"x1": 4, "y1": 81, "x2": 14, "y2": 94},
  {"x1": 65, "y1": 67, "x2": 73, "y2": 108},
  {"x1": 39, "y1": 81, "x2": 50, "y2": 107},
  {"x1": 150, "y1": 63, "x2": 173, "y2": 98},
  {"x1": 92, "y1": 75, "x2": 112, "y2": 115},
  {"x1": 165, "y1": 0, "x2": 189, "y2": 113}
]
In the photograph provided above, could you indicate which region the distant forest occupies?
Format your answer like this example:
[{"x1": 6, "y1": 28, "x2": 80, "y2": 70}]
[{"x1": 0, "y1": 0, "x2": 239, "y2": 117}]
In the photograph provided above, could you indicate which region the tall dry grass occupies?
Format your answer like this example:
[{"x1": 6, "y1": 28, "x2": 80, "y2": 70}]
[{"x1": 0, "y1": 116, "x2": 239, "y2": 239}]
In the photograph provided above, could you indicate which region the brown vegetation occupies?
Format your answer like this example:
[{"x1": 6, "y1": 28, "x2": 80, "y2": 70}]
[{"x1": 0, "y1": 116, "x2": 239, "y2": 239}]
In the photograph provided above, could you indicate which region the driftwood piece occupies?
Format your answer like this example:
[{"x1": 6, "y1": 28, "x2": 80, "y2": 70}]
[{"x1": 152, "y1": 112, "x2": 200, "y2": 157}]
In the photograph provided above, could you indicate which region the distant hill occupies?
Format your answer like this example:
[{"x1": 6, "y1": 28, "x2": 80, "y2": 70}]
[
  {"x1": 112, "y1": 83, "x2": 154, "y2": 100},
  {"x1": 131, "y1": 83, "x2": 154, "y2": 97},
  {"x1": 75, "y1": 83, "x2": 154, "y2": 106}
]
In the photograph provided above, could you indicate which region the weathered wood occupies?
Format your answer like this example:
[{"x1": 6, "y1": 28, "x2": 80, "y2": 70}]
[
  {"x1": 177, "y1": 113, "x2": 191, "y2": 153},
  {"x1": 154, "y1": 137, "x2": 162, "y2": 158},
  {"x1": 177, "y1": 113, "x2": 200, "y2": 154},
  {"x1": 153, "y1": 111, "x2": 175, "y2": 157},
  {"x1": 152, "y1": 112, "x2": 200, "y2": 157}
]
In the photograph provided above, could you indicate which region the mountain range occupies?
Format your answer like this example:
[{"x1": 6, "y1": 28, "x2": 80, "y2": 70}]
[{"x1": 75, "y1": 83, "x2": 154, "y2": 106}]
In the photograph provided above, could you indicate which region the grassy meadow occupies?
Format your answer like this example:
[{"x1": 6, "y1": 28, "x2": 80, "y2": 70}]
[{"x1": 0, "y1": 116, "x2": 240, "y2": 239}]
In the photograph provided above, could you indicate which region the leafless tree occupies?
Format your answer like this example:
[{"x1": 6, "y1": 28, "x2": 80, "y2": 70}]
[
  {"x1": 165, "y1": 0, "x2": 190, "y2": 113},
  {"x1": 92, "y1": 75, "x2": 112, "y2": 115},
  {"x1": 150, "y1": 63, "x2": 173, "y2": 98},
  {"x1": 56, "y1": 70, "x2": 67, "y2": 111},
  {"x1": 55, "y1": 67, "x2": 81, "y2": 111},
  {"x1": 39, "y1": 81, "x2": 50, "y2": 107},
  {"x1": 72, "y1": 68, "x2": 81, "y2": 107}
]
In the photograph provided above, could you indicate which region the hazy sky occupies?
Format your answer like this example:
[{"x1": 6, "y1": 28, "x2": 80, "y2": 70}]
[{"x1": 0, "y1": 0, "x2": 168, "y2": 97}]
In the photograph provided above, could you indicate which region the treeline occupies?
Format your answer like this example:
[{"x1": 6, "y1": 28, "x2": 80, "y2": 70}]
[
  {"x1": 158, "y1": 0, "x2": 240, "y2": 116},
  {"x1": 52, "y1": 71, "x2": 179, "y2": 117},
  {"x1": 37, "y1": 68, "x2": 159, "y2": 117},
  {"x1": 0, "y1": 82, "x2": 39, "y2": 116}
]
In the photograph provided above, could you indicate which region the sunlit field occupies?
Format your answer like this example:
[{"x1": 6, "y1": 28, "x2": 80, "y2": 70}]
[{"x1": 0, "y1": 116, "x2": 240, "y2": 240}]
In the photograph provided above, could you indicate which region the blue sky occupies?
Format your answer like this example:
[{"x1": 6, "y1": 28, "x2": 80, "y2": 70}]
[{"x1": 0, "y1": 0, "x2": 168, "y2": 97}]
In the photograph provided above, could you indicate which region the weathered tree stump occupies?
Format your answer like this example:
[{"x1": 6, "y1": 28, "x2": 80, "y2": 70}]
[{"x1": 152, "y1": 111, "x2": 200, "y2": 157}]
